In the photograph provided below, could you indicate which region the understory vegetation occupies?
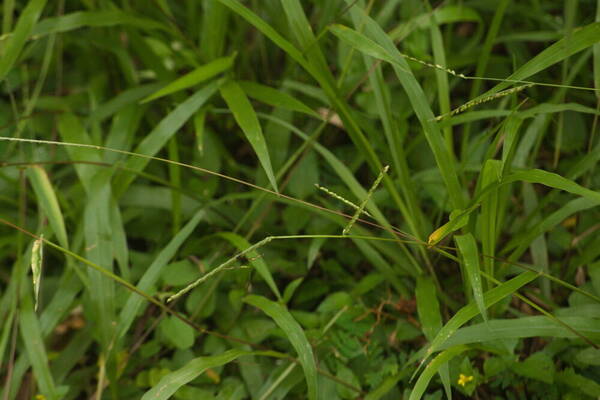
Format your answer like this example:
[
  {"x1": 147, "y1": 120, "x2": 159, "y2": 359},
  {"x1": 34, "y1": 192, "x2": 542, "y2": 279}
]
[{"x1": 2, "y1": 0, "x2": 600, "y2": 399}]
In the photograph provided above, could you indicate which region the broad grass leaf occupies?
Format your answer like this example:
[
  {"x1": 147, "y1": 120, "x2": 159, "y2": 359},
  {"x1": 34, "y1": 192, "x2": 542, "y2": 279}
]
[
  {"x1": 440, "y1": 316, "x2": 600, "y2": 348},
  {"x1": 200, "y1": 1, "x2": 229, "y2": 60},
  {"x1": 415, "y1": 276, "x2": 442, "y2": 341},
  {"x1": 220, "y1": 80, "x2": 279, "y2": 192},
  {"x1": 57, "y1": 113, "x2": 102, "y2": 192},
  {"x1": 423, "y1": 271, "x2": 538, "y2": 362},
  {"x1": 288, "y1": 151, "x2": 319, "y2": 199},
  {"x1": 142, "y1": 54, "x2": 235, "y2": 103},
  {"x1": 26, "y1": 166, "x2": 68, "y2": 249},
  {"x1": 32, "y1": 10, "x2": 167, "y2": 38},
  {"x1": 0, "y1": 309, "x2": 15, "y2": 370},
  {"x1": 415, "y1": 275, "x2": 450, "y2": 399},
  {"x1": 19, "y1": 294, "x2": 59, "y2": 400},
  {"x1": 478, "y1": 22, "x2": 600, "y2": 99},
  {"x1": 83, "y1": 169, "x2": 116, "y2": 348},
  {"x1": 113, "y1": 81, "x2": 220, "y2": 197},
  {"x1": 88, "y1": 83, "x2": 163, "y2": 124},
  {"x1": 409, "y1": 345, "x2": 468, "y2": 400},
  {"x1": 388, "y1": 5, "x2": 482, "y2": 41},
  {"x1": 239, "y1": 80, "x2": 320, "y2": 118},
  {"x1": 117, "y1": 209, "x2": 207, "y2": 341},
  {"x1": 0, "y1": 0, "x2": 47, "y2": 83},
  {"x1": 141, "y1": 349, "x2": 251, "y2": 400},
  {"x1": 329, "y1": 24, "x2": 396, "y2": 65},
  {"x1": 282, "y1": 278, "x2": 304, "y2": 305},
  {"x1": 217, "y1": 0, "x2": 309, "y2": 69},
  {"x1": 505, "y1": 169, "x2": 600, "y2": 203},
  {"x1": 110, "y1": 199, "x2": 130, "y2": 280},
  {"x1": 244, "y1": 294, "x2": 318, "y2": 400},
  {"x1": 455, "y1": 234, "x2": 487, "y2": 322}
]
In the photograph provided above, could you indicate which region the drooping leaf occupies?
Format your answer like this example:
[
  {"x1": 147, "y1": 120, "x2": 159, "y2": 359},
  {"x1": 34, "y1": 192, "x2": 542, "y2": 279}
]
[
  {"x1": 142, "y1": 54, "x2": 235, "y2": 103},
  {"x1": 244, "y1": 295, "x2": 318, "y2": 400},
  {"x1": 220, "y1": 80, "x2": 279, "y2": 192}
]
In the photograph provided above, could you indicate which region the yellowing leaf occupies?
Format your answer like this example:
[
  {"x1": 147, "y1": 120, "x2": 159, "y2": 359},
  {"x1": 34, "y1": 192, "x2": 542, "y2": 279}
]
[{"x1": 31, "y1": 235, "x2": 44, "y2": 311}]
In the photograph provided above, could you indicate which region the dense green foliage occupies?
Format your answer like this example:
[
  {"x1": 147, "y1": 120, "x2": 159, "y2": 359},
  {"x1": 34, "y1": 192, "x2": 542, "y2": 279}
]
[{"x1": 1, "y1": 0, "x2": 600, "y2": 399}]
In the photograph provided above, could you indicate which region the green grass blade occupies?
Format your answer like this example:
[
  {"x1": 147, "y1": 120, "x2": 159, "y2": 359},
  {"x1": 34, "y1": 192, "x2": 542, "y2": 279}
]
[
  {"x1": 415, "y1": 275, "x2": 451, "y2": 399},
  {"x1": 0, "y1": 0, "x2": 47, "y2": 83},
  {"x1": 416, "y1": 276, "x2": 442, "y2": 341},
  {"x1": 216, "y1": 0, "x2": 309, "y2": 70},
  {"x1": 19, "y1": 294, "x2": 58, "y2": 399},
  {"x1": 244, "y1": 294, "x2": 318, "y2": 400},
  {"x1": 477, "y1": 22, "x2": 600, "y2": 99},
  {"x1": 239, "y1": 80, "x2": 321, "y2": 119},
  {"x1": 26, "y1": 166, "x2": 68, "y2": 249},
  {"x1": 0, "y1": 308, "x2": 15, "y2": 369},
  {"x1": 142, "y1": 54, "x2": 235, "y2": 103},
  {"x1": 441, "y1": 316, "x2": 600, "y2": 348},
  {"x1": 113, "y1": 81, "x2": 220, "y2": 197},
  {"x1": 329, "y1": 24, "x2": 397, "y2": 65},
  {"x1": 504, "y1": 197, "x2": 598, "y2": 258},
  {"x1": 428, "y1": 4, "x2": 453, "y2": 156},
  {"x1": 505, "y1": 169, "x2": 600, "y2": 203},
  {"x1": 2, "y1": 0, "x2": 15, "y2": 33},
  {"x1": 220, "y1": 80, "x2": 279, "y2": 192},
  {"x1": 110, "y1": 199, "x2": 130, "y2": 281},
  {"x1": 479, "y1": 159, "x2": 502, "y2": 284},
  {"x1": 409, "y1": 345, "x2": 468, "y2": 400},
  {"x1": 200, "y1": 1, "x2": 229, "y2": 60},
  {"x1": 83, "y1": 169, "x2": 116, "y2": 349},
  {"x1": 32, "y1": 10, "x2": 167, "y2": 38},
  {"x1": 88, "y1": 83, "x2": 163, "y2": 125},
  {"x1": 521, "y1": 183, "x2": 551, "y2": 297},
  {"x1": 455, "y1": 234, "x2": 487, "y2": 322},
  {"x1": 117, "y1": 209, "x2": 207, "y2": 341},
  {"x1": 57, "y1": 113, "x2": 102, "y2": 192},
  {"x1": 388, "y1": 5, "x2": 482, "y2": 41},
  {"x1": 141, "y1": 349, "x2": 252, "y2": 400},
  {"x1": 422, "y1": 271, "x2": 538, "y2": 363}
]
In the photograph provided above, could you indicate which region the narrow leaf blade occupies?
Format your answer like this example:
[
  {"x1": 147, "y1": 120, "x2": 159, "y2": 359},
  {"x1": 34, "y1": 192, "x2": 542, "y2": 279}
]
[
  {"x1": 141, "y1": 349, "x2": 250, "y2": 400},
  {"x1": 220, "y1": 80, "x2": 278, "y2": 192},
  {"x1": 142, "y1": 54, "x2": 235, "y2": 103},
  {"x1": 455, "y1": 233, "x2": 487, "y2": 322},
  {"x1": 244, "y1": 295, "x2": 318, "y2": 400}
]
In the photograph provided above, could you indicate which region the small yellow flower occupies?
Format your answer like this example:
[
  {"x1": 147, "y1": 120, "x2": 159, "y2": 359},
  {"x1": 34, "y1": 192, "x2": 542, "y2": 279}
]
[
  {"x1": 457, "y1": 373, "x2": 474, "y2": 387},
  {"x1": 35, "y1": 395, "x2": 46, "y2": 400}
]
